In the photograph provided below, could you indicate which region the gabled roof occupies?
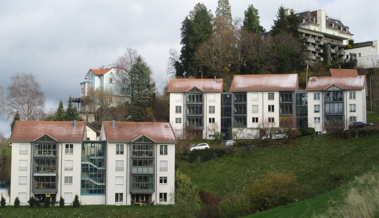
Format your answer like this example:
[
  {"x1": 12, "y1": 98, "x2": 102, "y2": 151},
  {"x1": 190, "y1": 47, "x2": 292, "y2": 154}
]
[
  {"x1": 167, "y1": 79, "x2": 223, "y2": 92},
  {"x1": 102, "y1": 121, "x2": 177, "y2": 143},
  {"x1": 329, "y1": 69, "x2": 359, "y2": 77},
  {"x1": 9, "y1": 121, "x2": 86, "y2": 142},
  {"x1": 306, "y1": 75, "x2": 366, "y2": 91},
  {"x1": 230, "y1": 74, "x2": 298, "y2": 91},
  {"x1": 90, "y1": 68, "x2": 112, "y2": 75}
]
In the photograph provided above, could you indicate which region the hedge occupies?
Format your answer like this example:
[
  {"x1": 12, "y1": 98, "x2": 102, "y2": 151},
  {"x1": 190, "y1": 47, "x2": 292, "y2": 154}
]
[{"x1": 189, "y1": 149, "x2": 227, "y2": 163}]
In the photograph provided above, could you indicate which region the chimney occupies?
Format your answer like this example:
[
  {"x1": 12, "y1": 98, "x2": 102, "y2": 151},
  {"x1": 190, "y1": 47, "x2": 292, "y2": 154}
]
[
  {"x1": 112, "y1": 120, "x2": 115, "y2": 128},
  {"x1": 73, "y1": 120, "x2": 77, "y2": 128}
]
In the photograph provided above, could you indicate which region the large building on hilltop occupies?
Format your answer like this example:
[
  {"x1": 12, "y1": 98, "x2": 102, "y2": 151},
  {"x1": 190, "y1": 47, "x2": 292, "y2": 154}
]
[{"x1": 344, "y1": 41, "x2": 379, "y2": 68}]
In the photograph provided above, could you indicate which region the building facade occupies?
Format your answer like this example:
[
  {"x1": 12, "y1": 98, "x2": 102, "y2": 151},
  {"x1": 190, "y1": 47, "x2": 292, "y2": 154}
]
[
  {"x1": 9, "y1": 121, "x2": 176, "y2": 205},
  {"x1": 344, "y1": 41, "x2": 379, "y2": 68},
  {"x1": 168, "y1": 78, "x2": 223, "y2": 139}
]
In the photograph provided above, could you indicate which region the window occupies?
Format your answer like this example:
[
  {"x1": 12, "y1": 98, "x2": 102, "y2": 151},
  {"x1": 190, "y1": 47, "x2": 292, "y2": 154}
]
[
  {"x1": 350, "y1": 104, "x2": 356, "y2": 112},
  {"x1": 160, "y1": 145, "x2": 168, "y2": 155},
  {"x1": 160, "y1": 177, "x2": 167, "y2": 184},
  {"x1": 116, "y1": 144, "x2": 124, "y2": 155},
  {"x1": 280, "y1": 93, "x2": 292, "y2": 102},
  {"x1": 175, "y1": 106, "x2": 181, "y2": 113},
  {"x1": 132, "y1": 160, "x2": 153, "y2": 173},
  {"x1": 64, "y1": 176, "x2": 73, "y2": 184},
  {"x1": 115, "y1": 193, "x2": 123, "y2": 203},
  {"x1": 350, "y1": 116, "x2": 356, "y2": 123},
  {"x1": 314, "y1": 117, "x2": 320, "y2": 123},
  {"x1": 160, "y1": 193, "x2": 167, "y2": 203},
  {"x1": 314, "y1": 93, "x2": 320, "y2": 100},
  {"x1": 209, "y1": 94, "x2": 215, "y2": 102},
  {"x1": 186, "y1": 117, "x2": 203, "y2": 127},
  {"x1": 99, "y1": 77, "x2": 102, "y2": 84},
  {"x1": 268, "y1": 105, "x2": 274, "y2": 112},
  {"x1": 314, "y1": 105, "x2": 320, "y2": 113},
  {"x1": 65, "y1": 160, "x2": 73, "y2": 171},
  {"x1": 132, "y1": 176, "x2": 153, "y2": 190},
  {"x1": 350, "y1": 91, "x2": 356, "y2": 99},
  {"x1": 209, "y1": 106, "x2": 215, "y2": 114},
  {"x1": 132, "y1": 144, "x2": 153, "y2": 157},
  {"x1": 64, "y1": 193, "x2": 73, "y2": 204},
  {"x1": 34, "y1": 176, "x2": 56, "y2": 190},
  {"x1": 19, "y1": 160, "x2": 27, "y2": 171},
  {"x1": 160, "y1": 161, "x2": 168, "y2": 171},
  {"x1": 187, "y1": 94, "x2": 203, "y2": 103},
  {"x1": 268, "y1": 117, "x2": 275, "y2": 123},
  {"x1": 359, "y1": 53, "x2": 361, "y2": 57},
  {"x1": 18, "y1": 193, "x2": 27, "y2": 204},
  {"x1": 34, "y1": 159, "x2": 56, "y2": 173},
  {"x1": 268, "y1": 93, "x2": 274, "y2": 100},
  {"x1": 234, "y1": 117, "x2": 246, "y2": 127},
  {"x1": 252, "y1": 93, "x2": 258, "y2": 101},
  {"x1": 109, "y1": 78, "x2": 113, "y2": 84},
  {"x1": 252, "y1": 105, "x2": 258, "y2": 113},
  {"x1": 89, "y1": 74, "x2": 93, "y2": 80},
  {"x1": 175, "y1": 118, "x2": 181, "y2": 123},
  {"x1": 175, "y1": 94, "x2": 182, "y2": 102},
  {"x1": 19, "y1": 144, "x2": 28, "y2": 155},
  {"x1": 209, "y1": 118, "x2": 215, "y2": 123},
  {"x1": 187, "y1": 105, "x2": 203, "y2": 115},
  {"x1": 234, "y1": 105, "x2": 246, "y2": 115},
  {"x1": 115, "y1": 176, "x2": 124, "y2": 185},
  {"x1": 19, "y1": 176, "x2": 27, "y2": 185},
  {"x1": 116, "y1": 160, "x2": 124, "y2": 171},
  {"x1": 65, "y1": 144, "x2": 73, "y2": 154},
  {"x1": 234, "y1": 93, "x2": 246, "y2": 103},
  {"x1": 252, "y1": 117, "x2": 259, "y2": 123}
]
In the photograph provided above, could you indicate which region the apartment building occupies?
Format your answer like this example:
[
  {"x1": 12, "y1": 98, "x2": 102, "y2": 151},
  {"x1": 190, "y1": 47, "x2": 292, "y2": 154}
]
[
  {"x1": 344, "y1": 41, "x2": 379, "y2": 68},
  {"x1": 9, "y1": 120, "x2": 176, "y2": 205},
  {"x1": 306, "y1": 72, "x2": 367, "y2": 133},
  {"x1": 168, "y1": 78, "x2": 223, "y2": 139}
]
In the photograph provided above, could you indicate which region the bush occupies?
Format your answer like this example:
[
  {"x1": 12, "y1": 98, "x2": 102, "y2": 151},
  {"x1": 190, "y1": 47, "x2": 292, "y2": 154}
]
[
  {"x1": 197, "y1": 204, "x2": 220, "y2": 218},
  {"x1": 219, "y1": 193, "x2": 251, "y2": 218},
  {"x1": 198, "y1": 191, "x2": 220, "y2": 205},
  {"x1": 73, "y1": 194, "x2": 80, "y2": 208},
  {"x1": 327, "y1": 170, "x2": 347, "y2": 187},
  {"x1": 59, "y1": 197, "x2": 65, "y2": 208},
  {"x1": 298, "y1": 128, "x2": 315, "y2": 137},
  {"x1": 233, "y1": 141, "x2": 247, "y2": 148},
  {"x1": 249, "y1": 172, "x2": 300, "y2": 212},
  {"x1": 1, "y1": 195, "x2": 6, "y2": 208},
  {"x1": 189, "y1": 149, "x2": 227, "y2": 163},
  {"x1": 28, "y1": 196, "x2": 36, "y2": 207},
  {"x1": 14, "y1": 197, "x2": 20, "y2": 208},
  {"x1": 44, "y1": 197, "x2": 50, "y2": 208}
]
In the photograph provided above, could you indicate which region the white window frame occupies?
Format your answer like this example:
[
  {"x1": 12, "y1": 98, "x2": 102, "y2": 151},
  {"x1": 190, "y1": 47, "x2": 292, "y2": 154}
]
[
  {"x1": 115, "y1": 193, "x2": 123, "y2": 203},
  {"x1": 350, "y1": 104, "x2": 356, "y2": 112},
  {"x1": 65, "y1": 160, "x2": 73, "y2": 171},
  {"x1": 209, "y1": 94, "x2": 215, "y2": 102},
  {"x1": 175, "y1": 106, "x2": 181, "y2": 113},
  {"x1": 349, "y1": 91, "x2": 356, "y2": 100},
  {"x1": 109, "y1": 78, "x2": 113, "y2": 84},
  {"x1": 175, "y1": 94, "x2": 182, "y2": 102},
  {"x1": 268, "y1": 93, "x2": 274, "y2": 100},
  {"x1": 252, "y1": 117, "x2": 259, "y2": 123},
  {"x1": 252, "y1": 105, "x2": 258, "y2": 113},
  {"x1": 160, "y1": 145, "x2": 168, "y2": 155},
  {"x1": 64, "y1": 176, "x2": 73, "y2": 185},
  {"x1": 116, "y1": 144, "x2": 124, "y2": 155},
  {"x1": 268, "y1": 105, "x2": 274, "y2": 112},
  {"x1": 160, "y1": 193, "x2": 167, "y2": 202},
  {"x1": 64, "y1": 193, "x2": 73, "y2": 204},
  {"x1": 116, "y1": 160, "x2": 124, "y2": 171},
  {"x1": 160, "y1": 177, "x2": 167, "y2": 184},
  {"x1": 314, "y1": 105, "x2": 320, "y2": 113},
  {"x1": 19, "y1": 176, "x2": 27, "y2": 185},
  {"x1": 65, "y1": 144, "x2": 73, "y2": 154},
  {"x1": 209, "y1": 118, "x2": 215, "y2": 123},
  {"x1": 18, "y1": 193, "x2": 27, "y2": 203},
  {"x1": 160, "y1": 161, "x2": 168, "y2": 171},
  {"x1": 115, "y1": 176, "x2": 124, "y2": 185},
  {"x1": 19, "y1": 160, "x2": 27, "y2": 171},
  {"x1": 252, "y1": 93, "x2": 258, "y2": 101},
  {"x1": 314, "y1": 117, "x2": 320, "y2": 123},
  {"x1": 175, "y1": 118, "x2": 181, "y2": 123},
  {"x1": 268, "y1": 117, "x2": 275, "y2": 123},
  {"x1": 209, "y1": 106, "x2": 215, "y2": 114},
  {"x1": 19, "y1": 144, "x2": 28, "y2": 155},
  {"x1": 314, "y1": 93, "x2": 320, "y2": 100}
]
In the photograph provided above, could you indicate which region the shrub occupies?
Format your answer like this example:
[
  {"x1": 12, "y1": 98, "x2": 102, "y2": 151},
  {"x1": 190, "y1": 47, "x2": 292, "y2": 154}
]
[
  {"x1": 298, "y1": 128, "x2": 315, "y2": 137},
  {"x1": 14, "y1": 197, "x2": 20, "y2": 208},
  {"x1": 44, "y1": 197, "x2": 50, "y2": 208},
  {"x1": 233, "y1": 141, "x2": 247, "y2": 148},
  {"x1": 73, "y1": 194, "x2": 80, "y2": 208},
  {"x1": 197, "y1": 204, "x2": 220, "y2": 218},
  {"x1": 198, "y1": 191, "x2": 220, "y2": 205},
  {"x1": 219, "y1": 192, "x2": 251, "y2": 218},
  {"x1": 1, "y1": 195, "x2": 6, "y2": 208},
  {"x1": 59, "y1": 197, "x2": 65, "y2": 208},
  {"x1": 249, "y1": 172, "x2": 300, "y2": 212},
  {"x1": 327, "y1": 170, "x2": 347, "y2": 187},
  {"x1": 28, "y1": 196, "x2": 36, "y2": 207},
  {"x1": 189, "y1": 149, "x2": 227, "y2": 163}
]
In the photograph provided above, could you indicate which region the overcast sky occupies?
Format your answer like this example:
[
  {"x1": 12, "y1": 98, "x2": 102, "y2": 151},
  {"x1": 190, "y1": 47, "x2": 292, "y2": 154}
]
[{"x1": 1, "y1": 0, "x2": 378, "y2": 137}]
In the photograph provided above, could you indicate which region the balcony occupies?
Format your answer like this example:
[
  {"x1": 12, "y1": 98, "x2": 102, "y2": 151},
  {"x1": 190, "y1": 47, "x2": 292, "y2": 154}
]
[
  {"x1": 307, "y1": 46, "x2": 316, "y2": 52},
  {"x1": 307, "y1": 37, "x2": 315, "y2": 43}
]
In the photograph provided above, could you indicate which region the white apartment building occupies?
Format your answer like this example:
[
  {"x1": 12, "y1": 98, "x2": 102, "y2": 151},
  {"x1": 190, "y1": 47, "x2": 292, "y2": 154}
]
[
  {"x1": 344, "y1": 41, "x2": 379, "y2": 68},
  {"x1": 168, "y1": 78, "x2": 223, "y2": 140},
  {"x1": 306, "y1": 73, "x2": 367, "y2": 133},
  {"x1": 9, "y1": 120, "x2": 176, "y2": 205},
  {"x1": 79, "y1": 67, "x2": 130, "y2": 112},
  {"x1": 229, "y1": 74, "x2": 298, "y2": 138}
]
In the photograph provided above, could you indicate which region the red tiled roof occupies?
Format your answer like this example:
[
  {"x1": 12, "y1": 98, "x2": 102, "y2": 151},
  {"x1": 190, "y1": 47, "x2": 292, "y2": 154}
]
[
  {"x1": 9, "y1": 121, "x2": 86, "y2": 142},
  {"x1": 230, "y1": 74, "x2": 298, "y2": 91},
  {"x1": 103, "y1": 121, "x2": 177, "y2": 143},
  {"x1": 90, "y1": 68, "x2": 112, "y2": 75},
  {"x1": 167, "y1": 79, "x2": 223, "y2": 92},
  {"x1": 306, "y1": 75, "x2": 366, "y2": 90},
  {"x1": 329, "y1": 69, "x2": 359, "y2": 77}
]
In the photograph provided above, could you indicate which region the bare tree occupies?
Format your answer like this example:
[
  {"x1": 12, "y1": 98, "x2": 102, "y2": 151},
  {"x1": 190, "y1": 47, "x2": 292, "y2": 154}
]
[
  {"x1": 166, "y1": 48, "x2": 180, "y2": 78},
  {"x1": 5, "y1": 73, "x2": 45, "y2": 121},
  {"x1": 113, "y1": 48, "x2": 139, "y2": 73}
]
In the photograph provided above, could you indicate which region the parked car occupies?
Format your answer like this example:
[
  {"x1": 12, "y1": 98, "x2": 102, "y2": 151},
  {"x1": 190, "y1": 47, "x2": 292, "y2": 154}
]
[
  {"x1": 189, "y1": 143, "x2": 210, "y2": 152},
  {"x1": 349, "y1": 122, "x2": 375, "y2": 129},
  {"x1": 225, "y1": 140, "x2": 236, "y2": 147},
  {"x1": 261, "y1": 129, "x2": 287, "y2": 140}
]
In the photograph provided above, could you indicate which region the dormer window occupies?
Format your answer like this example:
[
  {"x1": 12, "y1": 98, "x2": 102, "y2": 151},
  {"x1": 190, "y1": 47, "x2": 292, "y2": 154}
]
[
  {"x1": 332, "y1": 23, "x2": 334, "y2": 28},
  {"x1": 302, "y1": 18, "x2": 306, "y2": 24}
]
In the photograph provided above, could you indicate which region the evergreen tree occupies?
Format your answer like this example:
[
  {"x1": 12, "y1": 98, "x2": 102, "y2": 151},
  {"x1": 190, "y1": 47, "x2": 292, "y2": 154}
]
[
  {"x1": 177, "y1": 16, "x2": 193, "y2": 77},
  {"x1": 243, "y1": 4, "x2": 265, "y2": 34},
  {"x1": 10, "y1": 111, "x2": 20, "y2": 132},
  {"x1": 128, "y1": 56, "x2": 156, "y2": 121},
  {"x1": 54, "y1": 100, "x2": 65, "y2": 121},
  {"x1": 66, "y1": 96, "x2": 79, "y2": 121},
  {"x1": 271, "y1": 6, "x2": 289, "y2": 35},
  {"x1": 215, "y1": 0, "x2": 233, "y2": 30}
]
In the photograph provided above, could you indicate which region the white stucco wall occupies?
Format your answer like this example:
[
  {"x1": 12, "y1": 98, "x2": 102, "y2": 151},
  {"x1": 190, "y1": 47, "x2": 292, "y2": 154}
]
[
  {"x1": 203, "y1": 93, "x2": 221, "y2": 139},
  {"x1": 345, "y1": 41, "x2": 379, "y2": 68},
  {"x1": 308, "y1": 91, "x2": 324, "y2": 133},
  {"x1": 170, "y1": 93, "x2": 184, "y2": 138},
  {"x1": 155, "y1": 143, "x2": 175, "y2": 204}
]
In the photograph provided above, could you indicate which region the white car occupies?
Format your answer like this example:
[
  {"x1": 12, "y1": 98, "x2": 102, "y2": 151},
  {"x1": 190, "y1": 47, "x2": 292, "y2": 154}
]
[
  {"x1": 189, "y1": 143, "x2": 210, "y2": 152},
  {"x1": 226, "y1": 140, "x2": 236, "y2": 146}
]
